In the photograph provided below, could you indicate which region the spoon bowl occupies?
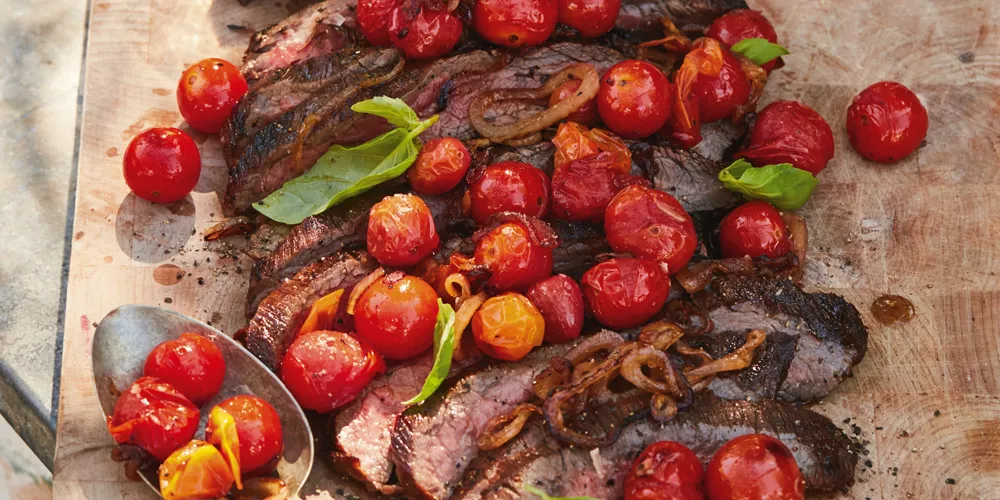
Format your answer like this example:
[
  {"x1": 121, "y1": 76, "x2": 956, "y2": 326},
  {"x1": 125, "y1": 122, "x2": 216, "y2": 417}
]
[{"x1": 92, "y1": 304, "x2": 313, "y2": 498}]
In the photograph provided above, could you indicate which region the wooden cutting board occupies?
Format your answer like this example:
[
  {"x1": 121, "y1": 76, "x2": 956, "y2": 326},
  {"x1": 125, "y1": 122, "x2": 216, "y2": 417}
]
[{"x1": 52, "y1": 0, "x2": 1000, "y2": 498}]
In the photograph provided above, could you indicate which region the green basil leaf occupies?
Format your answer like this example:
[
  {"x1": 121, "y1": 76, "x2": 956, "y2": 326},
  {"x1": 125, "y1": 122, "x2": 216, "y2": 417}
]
[
  {"x1": 351, "y1": 96, "x2": 421, "y2": 130},
  {"x1": 718, "y1": 159, "x2": 818, "y2": 211},
  {"x1": 403, "y1": 299, "x2": 457, "y2": 406},
  {"x1": 523, "y1": 484, "x2": 599, "y2": 500},
  {"x1": 730, "y1": 37, "x2": 790, "y2": 66}
]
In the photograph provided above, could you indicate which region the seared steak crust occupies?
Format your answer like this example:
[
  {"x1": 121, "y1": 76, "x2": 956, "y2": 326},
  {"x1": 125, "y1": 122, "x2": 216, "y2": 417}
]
[{"x1": 632, "y1": 138, "x2": 741, "y2": 212}]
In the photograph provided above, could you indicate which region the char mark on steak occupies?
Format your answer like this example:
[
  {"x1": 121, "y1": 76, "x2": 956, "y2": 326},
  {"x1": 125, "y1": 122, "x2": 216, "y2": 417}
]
[{"x1": 631, "y1": 138, "x2": 741, "y2": 212}]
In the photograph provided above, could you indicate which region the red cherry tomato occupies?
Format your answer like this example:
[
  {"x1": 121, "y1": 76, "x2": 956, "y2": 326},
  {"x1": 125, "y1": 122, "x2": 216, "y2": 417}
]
[
  {"x1": 143, "y1": 333, "x2": 225, "y2": 406},
  {"x1": 176, "y1": 58, "x2": 248, "y2": 134},
  {"x1": 357, "y1": 0, "x2": 401, "y2": 46},
  {"x1": 597, "y1": 60, "x2": 673, "y2": 139},
  {"x1": 846, "y1": 81, "x2": 929, "y2": 163},
  {"x1": 123, "y1": 127, "x2": 201, "y2": 204},
  {"x1": 473, "y1": 0, "x2": 558, "y2": 47},
  {"x1": 469, "y1": 162, "x2": 551, "y2": 225},
  {"x1": 206, "y1": 395, "x2": 284, "y2": 476},
  {"x1": 706, "y1": 9, "x2": 780, "y2": 73},
  {"x1": 525, "y1": 274, "x2": 584, "y2": 344},
  {"x1": 367, "y1": 193, "x2": 440, "y2": 267},
  {"x1": 409, "y1": 137, "x2": 471, "y2": 195},
  {"x1": 604, "y1": 184, "x2": 697, "y2": 274},
  {"x1": 718, "y1": 200, "x2": 792, "y2": 259},
  {"x1": 549, "y1": 80, "x2": 601, "y2": 127},
  {"x1": 388, "y1": 6, "x2": 463, "y2": 60},
  {"x1": 354, "y1": 274, "x2": 439, "y2": 360},
  {"x1": 705, "y1": 434, "x2": 805, "y2": 500},
  {"x1": 736, "y1": 101, "x2": 835, "y2": 175},
  {"x1": 471, "y1": 293, "x2": 545, "y2": 361},
  {"x1": 551, "y1": 152, "x2": 634, "y2": 223},
  {"x1": 475, "y1": 222, "x2": 554, "y2": 291},
  {"x1": 558, "y1": 0, "x2": 621, "y2": 38},
  {"x1": 690, "y1": 48, "x2": 750, "y2": 123},
  {"x1": 624, "y1": 441, "x2": 705, "y2": 500},
  {"x1": 581, "y1": 258, "x2": 669, "y2": 329},
  {"x1": 107, "y1": 377, "x2": 200, "y2": 462},
  {"x1": 661, "y1": 87, "x2": 702, "y2": 149},
  {"x1": 551, "y1": 122, "x2": 631, "y2": 175},
  {"x1": 281, "y1": 330, "x2": 386, "y2": 413}
]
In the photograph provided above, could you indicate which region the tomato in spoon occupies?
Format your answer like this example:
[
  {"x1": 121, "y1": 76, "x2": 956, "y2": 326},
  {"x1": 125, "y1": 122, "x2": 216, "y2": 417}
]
[
  {"x1": 159, "y1": 440, "x2": 235, "y2": 499},
  {"x1": 123, "y1": 127, "x2": 201, "y2": 204},
  {"x1": 143, "y1": 332, "x2": 225, "y2": 406},
  {"x1": 176, "y1": 58, "x2": 248, "y2": 134},
  {"x1": 108, "y1": 377, "x2": 200, "y2": 462},
  {"x1": 846, "y1": 81, "x2": 929, "y2": 163},
  {"x1": 205, "y1": 395, "x2": 283, "y2": 476}
]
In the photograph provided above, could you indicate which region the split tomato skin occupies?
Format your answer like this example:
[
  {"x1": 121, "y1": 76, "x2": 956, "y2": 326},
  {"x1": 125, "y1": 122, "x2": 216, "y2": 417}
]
[
  {"x1": 207, "y1": 395, "x2": 284, "y2": 476},
  {"x1": 354, "y1": 274, "x2": 440, "y2": 360},
  {"x1": 690, "y1": 48, "x2": 750, "y2": 123},
  {"x1": 552, "y1": 152, "x2": 637, "y2": 223},
  {"x1": 846, "y1": 81, "x2": 929, "y2": 163},
  {"x1": 625, "y1": 441, "x2": 705, "y2": 500},
  {"x1": 158, "y1": 440, "x2": 235, "y2": 500},
  {"x1": 525, "y1": 274, "x2": 584, "y2": 344},
  {"x1": 469, "y1": 162, "x2": 551, "y2": 225},
  {"x1": 388, "y1": 6, "x2": 463, "y2": 60},
  {"x1": 176, "y1": 58, "x2": 248, "y2": 134},
  {"x1": 409, "y1": 137, "x2": 472, "y2": 195},
  {"x1": 472, "y1": 292, "x2": 545, "y2": 361},
  {"x1": 143, "y1": 332, "x2": 226, "y2": 406},
  {"x1": 281, "y1": 330, "x2": 386, "y2": 413},
  {"x1": 549, "y1": 80, "x2": 601, "y2": 127},
  {"x1": 108, "y1": 376, "x2": 201, "y2": 462},
  {"x1": 597, "y1": 60, "x2": 673, "y2": 139},
  {"x1": 706, "y1": 9, "x2": 780, "y2": 73},
  {"x1": 719, "y1": 201, "x2": 792, "y2": 260},
  {"x1": 357, "y1": 0, "x2": 400, "y2": 46},
  {"x1": 705, "y1": 434, "x2": 806, "y2": 500},
  {"x1": 604, "y1": 184, "x2": 697, "y2": 274},
  {"x1": 737, "y1": 101, "x2": 835, "y2": 175},
  {"x1": 475, "y1": 222, "x2": 554, "y2": 292},
  {"x1": 123, "y1": 127, "x2": 201, "y2": 204},
  {"x1": 558, "y1": 0, "x2": 621, "y2": 38},
  {"x1": 473, "y1": 0, "x2": 558, "y2": 48},
  {"x1": 581, "y1": 258, "x2": 670, "y2": 330},
  {"x1": 367, "y1": 193, "x2": 440, "y2": 268}
]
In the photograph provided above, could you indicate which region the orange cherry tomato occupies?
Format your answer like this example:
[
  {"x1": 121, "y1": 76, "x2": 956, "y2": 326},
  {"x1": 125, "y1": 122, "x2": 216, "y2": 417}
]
[
  {"x1": 409, "y1": 137, "x2": 472, "y2": 195},
  {"x1": 367, "y1": 193, "x2": 440, "y2": 268},
  {"x1": 472, "y1": 293, "x2": 545, "y2": 361},
  {"x1": 624, "y1": 441, "x2": 704, "y2": 500},
  {"x1": 475, "y1": 222, "x2": 554, "y2": 291},
  {"x1": 176, "y1": 58, "x2": 248, "y2": 134},
  {"x1": 354, "y1": 274, "x2": 440, "y2": 360},
  {"x1": 143, "y1": 333, "x2": 226, "y2": 406},
  {"x1": 604, "y1": 184, "x2": 697, "y2": 274},
  {"x1": 108, "y1": 377, "x2": 200, "y2": 462},
  {"x1": 705, "y1": 434, "x2": 805, "y2": 500},
  {"x1": 281, "y1": 330, "x2": 386, "y2": 413},
  {"x1": 206, "y1": 395, "x2": 283, "y2": 476},
  {"x1": 159, "y1": 440, "x2": 235, "y2": 500}
]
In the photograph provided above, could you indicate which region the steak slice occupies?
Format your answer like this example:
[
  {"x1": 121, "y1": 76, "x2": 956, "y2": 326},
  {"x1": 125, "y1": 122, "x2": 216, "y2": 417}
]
[
  {"x1": 632, "y1": 138, "x2": 741, "y2": 212},
  {"x1": 455, "y1": 395, "x2": 857, "y2": 498}
]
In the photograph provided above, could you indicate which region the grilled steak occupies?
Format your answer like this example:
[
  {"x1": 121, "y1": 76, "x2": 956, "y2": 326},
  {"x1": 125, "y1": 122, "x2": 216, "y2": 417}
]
[
  {"x1": 693, "y1": 329, "x2": 799, "y2": 400},
  {"x1": 632, "y1": 138, "x2": 741, "y2": 212},
  {"x1": 455, "y1": 395, "x2": 857, "y2": 498}
]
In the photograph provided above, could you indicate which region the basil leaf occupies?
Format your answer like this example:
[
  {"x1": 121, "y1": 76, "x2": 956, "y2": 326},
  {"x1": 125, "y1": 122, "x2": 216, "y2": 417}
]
[
  {"x1": 730, "y1": 37, "x2": 790, "y2": 66},
  {"x1": 351, "y1": 96, "x2": 421, "y2": 130},
  {"x1": 523, "y1": 484, "x2": 599, "y2": 500},
  {"x1": 403, "y1": 299, "x2": 456, "y2": 406},
  {"x1": 718, "y1": 159, "x2": 818, "y2": 211}
]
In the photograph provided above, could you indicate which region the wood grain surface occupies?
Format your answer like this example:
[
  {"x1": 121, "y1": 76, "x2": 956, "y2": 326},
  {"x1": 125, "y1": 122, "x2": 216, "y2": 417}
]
[{"x1": 52, "y1": 0, "x2": 1000, "y2": 498}]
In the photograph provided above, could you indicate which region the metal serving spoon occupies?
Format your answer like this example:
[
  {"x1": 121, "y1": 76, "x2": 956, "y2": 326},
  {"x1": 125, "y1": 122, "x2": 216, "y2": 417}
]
[{"x1": 92, "y1": 304, "x2": 314, "y2": 498}]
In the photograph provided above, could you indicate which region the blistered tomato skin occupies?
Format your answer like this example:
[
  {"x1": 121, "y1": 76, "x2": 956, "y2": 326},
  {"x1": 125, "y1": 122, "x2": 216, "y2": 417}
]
[
  {"x1": 469, "y1": 162, "x2": 551, "y2": 225},
  {"x1": 409, "y1": 138, "x2": 472, "y2": 195},
  {"x1": 143, "y1": 333, "x2": 226, "y2": 406},
  {"x1": 661, "y1": 91, "x2": 702, "y2": 149},
  {"x1": 176, "y1": 58, "x2": 248, "y2": 134},
  {"x1": 624, "y1": 441, "x2": 705, "y2": 500},
  {"x1": 736, "y1": 101, "x2": 835, "y2": 175},
  {"x1": 367, "y1": 193, "x2": 440, "y2": 268},
  {"x1": 472, "y1": 293, "x2": 545, "y2": 361},
  {"x1": 354, "y1": 275, "x2": 440, "y2": 360},
  {"x1": 581, "y1": 258, "x2": 670, "y2": 330},
  {"x1": 551, "y1": 152, "x2": 632, "y2": 222},
  {"x1": 549, "y1": 81, "x2": 601, "y2": 127},
  {"x1": 475, "y1": 223, "x2": 554, "y2": 291},
  {"x1": 719, "y1": 201, "x2": 792, "y2": 259},
  {"x1": 846, "y1": 81, "x2": 929, "y2": 163},
  {"x1": 706, "y1": 9, "x2": 780, "y2": 73},
  {"x1": 473, "y1": 0, "x2": 558, "y2": 48},
  {"x1": 207, "y1": 395, "x2": 284, "y2": 476},
  {"x1": 691, "y1": 48, "x2": 750, "y2": 123},
  {"x1": 107, "y1": 377, "x2": 200, "y2": 462},
  {"x1": 388, "y1": 6, "x2": 463, "y2": 60},
  {"x1": 281, "y1": 330, "x2": 386, "y2": 413},
  {"x1": 604, "y1": 185, "x2": 697, "y2": 274},
  {"x1": 123, "y1": 128, "x2": 201, "y2": 204},
  {"x1": 558, "y1": 0, "x2": 621, "y2": 38},
  {"x1": 705, "y1": 434, "x2": 806, "y2": 500},
  {"x1": 597, "y1": 60, "x2": 673, "y2": 139},
  {"x1": 357, "y1": 0, "x2": 401, "y2": 46},
  {"x1": 526, "y1": 274, "x2": 584, "y2": 344}
]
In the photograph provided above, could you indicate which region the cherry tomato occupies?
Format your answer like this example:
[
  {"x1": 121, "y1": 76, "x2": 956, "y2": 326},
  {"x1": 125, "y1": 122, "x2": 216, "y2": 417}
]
[
  {"x1": 472, "y1": 293, "x2": 545, "y2": 361},
  {"x1": 706, "y1": 9, "x2": 780, "y2": 73},
  {"x1": 475, "y1": 222, "x2": 554, "y2": 291},
  {"x1": 159, "y1": 440, "x2": 235, "y2": 500},
  {"x1": 624, "y1": 441, "x2": 704, "y2": 500},
  {"x1": 123, "y1": 127, "x2": 201, "y2": 204},
  {"x1": 690, "y1": 48, "x2": 750, "y2": 123},
  {"x1": 409, "y1": 137, "x2": 471, "y2": 195},
  {"x1": 469, "y1": 162, "x2": 551, "y2": 225},
  {"x1": 661, "y1": 90, "x2": 702, "y2": 149},
  {"x1": 581, "y1": 258, "x2": 669, "y2": 329},
  {"x1": 525, "y1": 274, "x2": 584, "y2": 344},
  {"x1": 551, "y1": 152, "x2": 634, "y2": 222},
  {"x1": 846, "y1": 81, "x2": 929, "y2": 163},
  {"x1": 354, "y1": 274, "x2": 439, "y2": 360},
  {"x1": 388, "y1": 5, "x2": 463, "y2": 60},
  {"x1": 705, "y1": 434, "x2": 805, "y2": 500},
  {"x1": 367, "y1": 193, "x2": 440, "y2": 268},
  {"x1": 473, "y1": 0, "x2": 558, "y2": 47},
  {"x1": 597, "y1": 60, "x2": 673, "y2": 139},
  {"x1": 549, "y1": 81, "x2": 601, "y2": 127},
  {"x1": 551, "y1": 122, "x2": 631, "y2": 175},
  {"x1": 718, "y1": 200, "x2": 792, "y2": 260},
  {"x1": 281, "y1": 330, "x2": 386, "y2": 413},
  {"x1": 176, "y1": 58, "x2": 248, "y2": 134},
  {"x1": 143, "y1": 333, "x2": 225, "y2": 406},
  {"x1": 558, "y1": 0, "x2": 621, "y2": 38},
  {"x1": 205, "y1": 395, "x2": 283, "y2": 476},
  {"x1": 604, "y1": 184, "x2": 697, "y2": 274},
  {"x1": 357, "y1": 0, "x2": 400, "y2": 46},
  {"x1": 108, "y1": 377, "x2": 200, "y2": 462},
  {"x1": 736, "y1": 101, "x2": 835, "y2": 175}
]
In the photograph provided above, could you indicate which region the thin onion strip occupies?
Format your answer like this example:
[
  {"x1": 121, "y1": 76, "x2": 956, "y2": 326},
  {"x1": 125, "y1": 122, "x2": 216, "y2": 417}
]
[
  {"x1": 684, "y1": 330, "x2": 767, "y2": 384},
  {"x1": 452, "y1": 292, "x2": 488, "y2": 353},
  {"x1": 444, "y1": 273, "x2": 472, "y2": 303},
  {"x1": 346, "y1": 267, "x2": 386, "y2": 315},
  {"x1": 477, "y1": 404, "x2": 541, "y2": 451}
]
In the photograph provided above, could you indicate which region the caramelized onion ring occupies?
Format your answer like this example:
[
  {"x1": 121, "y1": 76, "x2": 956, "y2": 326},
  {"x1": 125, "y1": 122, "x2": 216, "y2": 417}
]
[
  {"x1": 444, "y1": 273, "x2": 472, "y2": 302},
  {"x1": 346, "y1": 267, "x2": 386, "y2": 315},
  {"x1": 684, "y1": 329, "x2": 767, "y2": 384},
  {"x1": 477, "y1": 403, "x2": 541, "y2": 451},
  {"x1": 533, "y1": 357, "x2": 572, "y2": 399},
  {"x1": 621, "y1": 347, "x2": 686, "y2": 398},
  {"x1": 675, "y1": 257, "x2": 755, "y2": 294},
  {"x1": 637, "y1": 321, "x2": 685, "y2": 350},
  {"x1": 452, "y1": 292, "x2": 488, "y2": 355}
]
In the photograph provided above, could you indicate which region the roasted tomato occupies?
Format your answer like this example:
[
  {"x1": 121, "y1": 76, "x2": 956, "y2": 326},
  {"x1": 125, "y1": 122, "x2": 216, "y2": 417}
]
[
  {"x1": 581, "y1": 258, "x2": 670, "y2": 329},
  {"x1": 558, "y1": 0, "x2": 621, "y2": 38},
  {"x1": 469, "y1": 162, "x2": 551, "y2": 225},
  {"x1": 159, "y1": 440, "x2": 235, "y2": 500},
  {"x1": 388, "y1": 5, "x2": 463, "y2": 60},
  {"x1": 551, "y1": 122, "x2": 631, "y2": 175},
  {"x1": 123, "y1": 127, "x2": 201, "y2": 204},
  {"x1": 604, "y1": 184, "x2": 697, "y2": 274},
  {"x1": 661, "y1": 90, "x2": 702, "y2": 149},
  {"x1": 624, "y1": 441, "x2": 705, "y2": 500},
  {"x1": 357, "y1": 0, "x2": 400, "y2": 46},
  {"x1": 690, "y1": 47, "x2": 750, "y2": 123},
  {"x1": 736, "y1": 101, "x2": 835, "y2": 175},
  {"x1": 525, "y1": 274, "x2": 584, "y2": 344},
  {"x1": 108, "y1": 377, "x2": 200, "y2": 462},
  {"x1": 354, "y1": 274, "x2": 439, "y2": 360},
  {"x1": 409, "y1": 137, "x2": 472, "y2": 195},
  {"x1": 367, "y1": 193, "x2": 440, "y2": 268},
  {"x1": 549, "y1": 80, "x2": 601, "y2": 127},
  {"x1": 551, "y1": 152, "x2": 635, "y2": 222},
  {"x1": 205, "y1": 405, "x2": 242, "y2": 488},
  {"x1": 473, "y1": 0, "x2": 558, "y2": 47},
  {"x1": 205, "y1": 395, "x2": 283, "y2": 476},
  {"x1": 719, "y1": 200, "x2": 792, "y2": 259},
  {"x1": 281, "y1": 330, "x2": 386, "y2": 413},
  {"x1": 846, "y1": 81, "x2": 929, "y2": 163},
  {"x1": 143, "y1": 333, "x2": 225, "y2": 406},
  {"x1": 475, "y1": 222, "x2": 554, "y2": 291},
  {"x1": 597, "y1": 60, "x2": 673, "y2": 139},
  {"x1": 706, "y1": 9, "x2": 780, "y2": 73},
  {"x1": 176, "y1": 58, "x2": 248, "y2": 134},
  {"x1": 705, "y1": 434, "x2": 805, "y2": 500},
  {"x1": 472, "y1": 293, "x2": 545, "y2": 361}
]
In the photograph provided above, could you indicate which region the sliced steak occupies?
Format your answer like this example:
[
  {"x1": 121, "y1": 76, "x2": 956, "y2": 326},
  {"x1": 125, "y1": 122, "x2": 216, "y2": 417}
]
[
  {"x1": 455, "y1": 395, "x2": 857, "y2": 498},
  {"x1": 632, "y1": 138, "x2": 741, "y2": 212}
]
